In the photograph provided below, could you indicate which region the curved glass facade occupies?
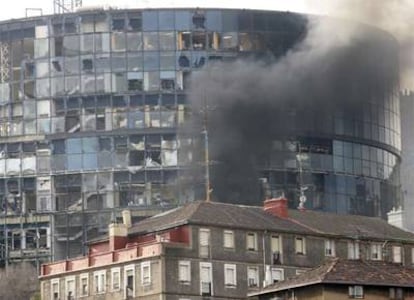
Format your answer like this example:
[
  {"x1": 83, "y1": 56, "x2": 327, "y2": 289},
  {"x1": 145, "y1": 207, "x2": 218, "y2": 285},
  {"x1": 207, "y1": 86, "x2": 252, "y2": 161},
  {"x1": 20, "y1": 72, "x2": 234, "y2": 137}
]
[{"x1": 0, "y1": 8, "x2": 400, "y2": 259}]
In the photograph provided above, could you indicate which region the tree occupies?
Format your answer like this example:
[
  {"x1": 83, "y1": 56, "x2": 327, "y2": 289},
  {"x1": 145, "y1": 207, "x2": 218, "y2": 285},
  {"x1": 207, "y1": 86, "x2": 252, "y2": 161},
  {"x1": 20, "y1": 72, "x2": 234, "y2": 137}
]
[{"x1": 0, "y1": 262, "x2": 39, "y2": 300}]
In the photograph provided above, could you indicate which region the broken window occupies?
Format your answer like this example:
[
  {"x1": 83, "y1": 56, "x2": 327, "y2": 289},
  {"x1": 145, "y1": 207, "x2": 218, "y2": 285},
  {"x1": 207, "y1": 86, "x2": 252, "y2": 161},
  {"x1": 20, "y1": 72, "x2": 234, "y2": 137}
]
[
  {"x1": 160, "y1": 71, "x2": 176, "y2": 91},
  {"x1": 112, "y1": 18, "x2": 125, "y2": 31},
  {"x1": 161, "y1": 137, "x2": 177, "y2": 166},
  {"x1": 81, "y1": 74, "x2": 96, "y2": 93},
  {"x1": 221, "y1": 32, "x2": 238, "y2": 50},
  {"x1": 82, "y1": 57, "x2": 94, "y2": 72},
  {"x1": 192, "y1": 32, "x2": 206, "y2": 50},
  {"x1": 82, "y1": 108, "x2": 96, "y2": 131},
  {"x1": 178, "y1": 52, "x2": 190, "y2": 68},
  {"x1": 127, "y1": 72, "x2": 143, "y2": 91},
  {"x1": 178, "y1": 32, "x2": 191, "y2": 50},
  {"x1": 112, "y1": 109, "x2": 127, "y2": 129},
  {"x1": 127, "y1": 15, "x2": 142, "y2": 31},
  {"x1": 65, "y1": 115, "x2": 80, "y2": 133},
  {"x1": 53, "y1": 36, "x2": 63, "y2": 56}
]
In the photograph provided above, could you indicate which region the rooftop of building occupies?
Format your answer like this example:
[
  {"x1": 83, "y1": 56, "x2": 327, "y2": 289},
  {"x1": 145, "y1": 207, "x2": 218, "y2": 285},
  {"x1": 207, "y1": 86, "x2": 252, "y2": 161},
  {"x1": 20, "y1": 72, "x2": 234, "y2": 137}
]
[
  {"x1": 249, "y1": 257, "x2": 414, "y2": 296},
  {"x1": 127, "y1": 200, "x2": 414, "y2": 243}
]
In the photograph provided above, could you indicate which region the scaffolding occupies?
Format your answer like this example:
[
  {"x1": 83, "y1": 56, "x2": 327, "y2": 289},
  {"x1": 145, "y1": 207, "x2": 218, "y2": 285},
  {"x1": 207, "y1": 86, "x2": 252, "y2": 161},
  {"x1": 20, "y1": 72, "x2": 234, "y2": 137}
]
[{"x1": 53, "y1": 0, "x2": 83, "y2": 14}]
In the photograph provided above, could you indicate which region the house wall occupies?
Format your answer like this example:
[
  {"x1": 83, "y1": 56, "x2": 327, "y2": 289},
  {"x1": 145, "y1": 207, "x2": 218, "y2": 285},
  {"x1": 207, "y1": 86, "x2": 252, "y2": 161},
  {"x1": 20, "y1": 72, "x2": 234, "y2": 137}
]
[{"x1": 41, "y1": 258, "x2": 162, "y2": 300}]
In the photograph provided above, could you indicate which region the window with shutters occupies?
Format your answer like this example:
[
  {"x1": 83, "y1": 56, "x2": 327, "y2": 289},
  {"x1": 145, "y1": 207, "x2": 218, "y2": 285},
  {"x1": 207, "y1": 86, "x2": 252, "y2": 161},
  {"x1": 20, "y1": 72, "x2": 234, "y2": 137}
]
[
  {"x1": 370, "y1": 243, "x2": 382, "y2": 260},
  {"x1": 390, "y1": 287, "x2": 404, "y2": 300},
  {"x1": 392, "y1": 246, "x2": 402, "y2": 263},
  {"x1": 325, "y1": 239, "x2": 336, "y2": 256},
  {"x1": 80, "y1": 273, "x2": 88, "y2": 297},
  {"x1": 247, "y1": 266, "x2": 259, "y2": 287},
  {"x1": 199, "y1": 228, "x2": 210, "y2": 257},
  {"x1": 178, "y1": 260, "x2": 191, "y2": 283},
  {"x1": 141, "y1": 262, "x2": 151, "y2": 286},
  {"x1": 200, "y1": 262, "x2": 212, "y2": 296},
  {"x1": 65, "y1": 276, "x2": 76, "y2": 300},
  {"x1": 51, "y1": 279, "x2": 60, "y2": 300},
  {"x1": 348, "y1": 241, "x2": 360, "y2": 259},
  {"x1": 271, "y1": 235, "x2": 282, "y2": 264},
  {"x1": 93, "y1": 270, "x2": 106, "y2": 294},
  {"x1": 295, "y1": 237, "x2": 306, "y2": 255},
  {"x1": 223, "y1": 230, "x2": 234, "y2": 249},
  {"x1": 246, "y1": 232, "x2": 257, "y2": 251},
  {"x1": 224, "y1": 264, "x2": 237, "y2": 287},
  {"x1": 349, "y1": 285, "x2": 363, "y2": 298},
  {"x1": 111, "y1": 267, "x2": 120, "y2": 291},
  {"x1": 270, "y1": 267, "x2": 284, "y2": 283},
  {"x1": 124, "y1": 265, "x2": 135, "y2": 298}
]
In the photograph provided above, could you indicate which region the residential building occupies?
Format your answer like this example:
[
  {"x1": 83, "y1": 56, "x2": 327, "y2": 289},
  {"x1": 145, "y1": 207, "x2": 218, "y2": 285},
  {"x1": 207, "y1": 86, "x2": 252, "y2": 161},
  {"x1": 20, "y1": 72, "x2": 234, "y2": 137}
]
[
  {"x1": 248, "y1": 258, "x2": 414, "y2": 300},
  {"x1": 40, "y1": 197, "x2": 414, "y2": 299}
]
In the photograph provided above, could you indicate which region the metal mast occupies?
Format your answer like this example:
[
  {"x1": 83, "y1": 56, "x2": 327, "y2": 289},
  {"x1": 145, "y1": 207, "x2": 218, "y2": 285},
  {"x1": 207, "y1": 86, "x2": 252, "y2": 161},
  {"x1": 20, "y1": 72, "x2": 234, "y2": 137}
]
[{"x1": 53, "y1": 0, "x2": 83, "y2": 14}]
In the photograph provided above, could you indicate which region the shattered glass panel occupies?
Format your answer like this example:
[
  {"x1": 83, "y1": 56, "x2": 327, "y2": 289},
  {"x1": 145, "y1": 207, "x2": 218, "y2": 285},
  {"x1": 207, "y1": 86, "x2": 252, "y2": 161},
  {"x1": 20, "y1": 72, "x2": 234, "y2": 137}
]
[
  {"x1": 81, "y1": 74, "x2": 96, "y2": 93},
  {"x1": 128, "y1": 109, "x2": 145, "y2": 129}
]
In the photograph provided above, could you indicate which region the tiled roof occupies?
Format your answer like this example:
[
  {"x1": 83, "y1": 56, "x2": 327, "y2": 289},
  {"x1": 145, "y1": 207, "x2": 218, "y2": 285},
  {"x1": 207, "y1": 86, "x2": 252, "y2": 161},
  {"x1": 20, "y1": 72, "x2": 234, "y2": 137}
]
[
  {"x1": 250, "y1": 258, "x2": 414, "y2": 296},
  {"x1": 127, "y1": 201, "x2": 414, "y2": 243}
]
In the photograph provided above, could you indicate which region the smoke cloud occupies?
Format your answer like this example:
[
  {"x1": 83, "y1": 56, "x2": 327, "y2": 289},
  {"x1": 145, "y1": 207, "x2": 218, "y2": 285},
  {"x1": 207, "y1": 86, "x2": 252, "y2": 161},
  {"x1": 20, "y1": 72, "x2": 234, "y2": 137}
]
[
  {"x1": 311, "y1": 0, "x2": 414, "y2": 88},
  {"x1": 183, "y1": 11, "x2": 400, "y2": 205}
]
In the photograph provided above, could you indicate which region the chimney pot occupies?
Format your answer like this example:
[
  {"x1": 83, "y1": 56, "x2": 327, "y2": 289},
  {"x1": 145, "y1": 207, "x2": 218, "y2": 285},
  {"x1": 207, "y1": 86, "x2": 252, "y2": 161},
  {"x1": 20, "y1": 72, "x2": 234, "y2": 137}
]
[{"x1": 263, "y1": 197, "x2": 288, "y2": 218}]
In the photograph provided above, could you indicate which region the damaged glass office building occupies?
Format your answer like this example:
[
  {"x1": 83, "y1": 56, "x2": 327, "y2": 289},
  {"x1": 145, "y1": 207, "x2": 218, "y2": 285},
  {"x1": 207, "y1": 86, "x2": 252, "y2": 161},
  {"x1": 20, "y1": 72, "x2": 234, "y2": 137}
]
[{"x1": 0, "y1": 8, "x2": 401, "y2": 262}]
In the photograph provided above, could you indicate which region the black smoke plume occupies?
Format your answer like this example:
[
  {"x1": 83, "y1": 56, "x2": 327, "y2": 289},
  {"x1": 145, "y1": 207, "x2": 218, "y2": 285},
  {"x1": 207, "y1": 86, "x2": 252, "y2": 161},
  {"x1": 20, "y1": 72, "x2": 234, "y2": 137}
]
[{"x1": 182, "y1": 14, "x2": 399, "y2": 205}]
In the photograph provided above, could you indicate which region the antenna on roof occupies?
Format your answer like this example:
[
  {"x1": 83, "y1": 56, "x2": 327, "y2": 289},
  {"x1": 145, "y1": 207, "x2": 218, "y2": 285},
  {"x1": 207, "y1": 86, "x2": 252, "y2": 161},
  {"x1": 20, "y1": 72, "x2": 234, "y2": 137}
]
[
  {"x1": 202, "y1": 91, "x2": 212, "y2": 203},
  {"x1": 53, "y1": 0, "x2": 83, "y2": 14}
]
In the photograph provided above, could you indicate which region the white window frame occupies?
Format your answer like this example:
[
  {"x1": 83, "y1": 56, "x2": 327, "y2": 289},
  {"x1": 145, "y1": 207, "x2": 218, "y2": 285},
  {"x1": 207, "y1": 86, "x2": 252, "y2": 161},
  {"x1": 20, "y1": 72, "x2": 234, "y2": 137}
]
[
  {"x1": 370, "y1": 243, "x2": 382, "y2": 260},
  {"x1": 200, "y1": 262, "x2": 213, "y2": 296},
  {"x1": 178, "y1": 260, "x2": 191, "y2": 283},
  {"x1": 141, "y1": 261, "x2": 151, "y2": 286},
  {"x1": 51, "y1": 278, "x2": 60, "y2": 300},
  {"x1": 65, "y1": 276, "x2": 76, "y2": 300},
  {"x1": 271, "y1": 235, "x2": 283, "y2": 264},
  {"x1": 246, "y1": 232, "x2": 258, "y2": 251},
  {"x1": 93, "y1": 270, "x2": 106, "y2": 294},
  {"x1": 392, "y1": 246, "x2": 402, "y2": 263},
  {"x1": 124, "y1": 264, "x2": 135, "y2": 298},
  {"x1": 111, "y1": 267, "x2": 121, "y2": 291},
  {"x1": 224, "y1": 264, "x2": 237, "y2": 287},
  {"x1": 79, "y1": 273, "x2": 89, "y2": 297},
  {"x1": 295, "y1": 237, "x2": 306, "y2": 255},
  {"x1": 347, "y1": 241, "x2": 360, "y2": 259},
  {"x1": 247, "y1": 266, "x2": 259, "y2": 288},
  {"x1": 349, "y1": 285, "x2": 364, "y2": 298},
  {"x1": 223, "y1": 230, "x2": 234, "y2": 249},
  {"x1": 324, "y1": 239, "x2": 336, "y2": 257},
  {"x1": 199, "y1": 228, "x2": 210, "y2": 257},
  {"x1": 270, "y1": 267, "x2": 284, "y2": 283}
]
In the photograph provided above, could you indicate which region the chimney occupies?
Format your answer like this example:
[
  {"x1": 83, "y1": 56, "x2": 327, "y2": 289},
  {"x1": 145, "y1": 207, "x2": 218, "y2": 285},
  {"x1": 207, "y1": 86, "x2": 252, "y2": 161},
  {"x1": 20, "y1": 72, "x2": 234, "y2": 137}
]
[
  {"x1": 122, "y1": 209, "x2": 132, "y2": 228},
  {"x1": 263, "y1": 197, "x2": 288, "y2": 218},
  {"x1": 108, "y1": 222, "x2": 128, "y2": 251}
]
